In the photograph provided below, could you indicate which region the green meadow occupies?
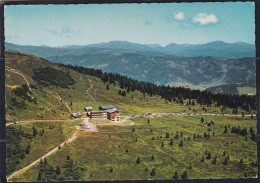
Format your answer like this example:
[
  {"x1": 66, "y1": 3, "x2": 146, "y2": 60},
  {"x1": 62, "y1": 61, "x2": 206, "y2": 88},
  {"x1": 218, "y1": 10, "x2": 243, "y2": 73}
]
[{"x1": 10, "y1": 115, "x2": 257, "y2": 181}]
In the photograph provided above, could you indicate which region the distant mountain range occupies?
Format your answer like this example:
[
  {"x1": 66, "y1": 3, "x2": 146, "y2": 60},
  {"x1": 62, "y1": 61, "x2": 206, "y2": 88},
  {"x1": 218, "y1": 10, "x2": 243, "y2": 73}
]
[
  {"x1": 5, "y1": 41, "x2": 256, "y2": 93},
  {"x1": 6, "y1": 40, "x2": 255, "y2": 58}
]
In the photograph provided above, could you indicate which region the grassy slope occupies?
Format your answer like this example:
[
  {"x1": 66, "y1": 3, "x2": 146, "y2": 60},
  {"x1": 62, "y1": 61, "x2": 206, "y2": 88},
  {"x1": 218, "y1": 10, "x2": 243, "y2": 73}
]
[{"x1": 13, "y1": 115, "x2": 257, "y2": 181}]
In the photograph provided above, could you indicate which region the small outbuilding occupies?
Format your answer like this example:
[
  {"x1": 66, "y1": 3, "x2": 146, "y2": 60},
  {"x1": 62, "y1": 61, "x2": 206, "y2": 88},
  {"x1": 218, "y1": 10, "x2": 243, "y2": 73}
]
[
  {"x1": 99, "y1": 105, "x2": 117, "y2": 111},
  {"x1": 71, "y1": 112, "x2": 82, "y2": 118},
  {"x1": 84, "y1": 106, "x2": 93, "y2": 112},
  {"x1": 80, "y1": 123, "x2": 90, "y2": 129}
]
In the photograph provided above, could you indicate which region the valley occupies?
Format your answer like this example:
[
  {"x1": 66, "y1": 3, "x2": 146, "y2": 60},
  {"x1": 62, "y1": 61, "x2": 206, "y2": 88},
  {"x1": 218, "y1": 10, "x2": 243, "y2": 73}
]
[{"x1": 5, "y1": 41, "x2": 256, "y2": 93}]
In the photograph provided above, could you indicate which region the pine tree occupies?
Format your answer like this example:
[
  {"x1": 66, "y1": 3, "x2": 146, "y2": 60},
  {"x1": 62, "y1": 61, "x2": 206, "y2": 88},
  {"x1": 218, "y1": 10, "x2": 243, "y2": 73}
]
[
  {"x1": 150, "y1": 168, "x2": 156, "y2": 176},
  {"x1": 206, "y1": 152, "x2": 211, "y2": 159},
  {"x1": 179, "y1": 140, "x2": 183, "y2": 147},
  {"x1": 169, "y1": 138, "x2": 173, "y2": 146},
  {"x1": 109, "y1": 167, "x2": 113, "y2": 173},
  {"x1": 240, "y1": 158, "x2": 243, "y2": 164},
  {"x1": 165, "y1": 132, "x2": 170, "y2": 138},
  {"x1": 212, "y1": 156, "x2": 217, "y2": 165},
  {"x1": 173, "y1": 171, "x2": 179, "y2": 179},
  {"x1": 37, "y1": 172, "x2": 41, "y2": 181},
  {"x1": 224, "y1": 126, "x2": 228, "y2": 133},
  {"x1": 148, "y1": 119, "x2": 150, "y2": 124},
  {"x1": 33, "y1": 127, "x2": 38, "y2": 136},
  {"x1": 201, "y1": 117, "x2": 204, "y2": 123},
  {"x1": 191, "y1": 100, "x2": 195, "y2": 105},
  {"x1": 201, "y1": 156, "x2": 204, "y2": 162},
  {"x1": 56, "y1": 165, "x2": 61, "y2": 175},
  {"x1": 223, "y1": 157, "x2": 228, "y2": 165},
  {"x1": 181, "y1": 170, "x2": 188, "y2": 179},
  {"x1": 136, "y1": 157, "x2": 141, "y2": 164},
  {"x1": 244, "y1": 172, "x2": 248, "y2": 178},
  {"x1": 44, "y1": 157, "x2": 47, "y2": 164},
  {"x1": 174, "y1": 132, "x2": 179, "y2": 138},
  {"x1": 25, "y1": 143, "x2": 30, "y2": 154},
  {"x1": 151, "y1": 155, "x2": 155, "y2": 160},
  {"x1": 161, "y1": 142, "x2": 164, "y2": 147}
]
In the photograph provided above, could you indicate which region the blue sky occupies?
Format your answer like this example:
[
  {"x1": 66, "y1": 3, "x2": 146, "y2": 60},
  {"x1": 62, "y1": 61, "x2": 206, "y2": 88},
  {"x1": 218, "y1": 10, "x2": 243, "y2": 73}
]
[{"x1": 4, "y1": 2, "x2": 255, "y2": 47}]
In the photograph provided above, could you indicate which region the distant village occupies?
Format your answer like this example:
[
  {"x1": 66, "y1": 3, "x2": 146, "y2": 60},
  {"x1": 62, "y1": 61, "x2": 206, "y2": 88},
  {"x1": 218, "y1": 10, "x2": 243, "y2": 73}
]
[{"x1": 71, "y1": 105, "x2": 120, "y2": 129}]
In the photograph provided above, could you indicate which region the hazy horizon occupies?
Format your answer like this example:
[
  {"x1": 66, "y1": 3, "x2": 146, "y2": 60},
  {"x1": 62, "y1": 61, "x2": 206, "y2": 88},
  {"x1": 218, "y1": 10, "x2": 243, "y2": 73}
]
[{"x1": 5, "y1": 39, "x2": 255, "y2": 48}]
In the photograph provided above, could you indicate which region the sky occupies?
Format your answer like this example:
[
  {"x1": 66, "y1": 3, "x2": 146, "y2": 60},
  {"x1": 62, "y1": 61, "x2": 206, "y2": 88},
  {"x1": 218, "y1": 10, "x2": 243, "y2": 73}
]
[{"x1": 4, "y1": 2, "x2": 255, "y2": 47}]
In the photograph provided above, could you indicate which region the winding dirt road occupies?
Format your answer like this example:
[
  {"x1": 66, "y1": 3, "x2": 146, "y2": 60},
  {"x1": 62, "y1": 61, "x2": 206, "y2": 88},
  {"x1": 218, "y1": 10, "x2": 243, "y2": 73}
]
[
  {"x1": 57, "y1": 93, "x2": 72, "y2": 113},
  {"x1": 6, "y1": 119, "x2": 75, "y2": 126},
  {"x1": 6, "y1": 67, "x2": 31, "y2": 91},
  {"x1": 7, "y1": 130, "x2": 79, "y2": 181},
  {"x1": 6, "y1": 67, "x2": 34, "y2": 100},
  {"x1": 5, "y1": 67, "x2": 73, "y2": 113},
  {"x1": 86, "y1": 83, "x2": 96, "y2": 102},
  {"x1": 7, "y1": 118, "x2": 98, "y2": 181},
  {"x1": 130, "y1": 112, "x2": 256, "y2": 118},
  {"x1": 77, "y1": 74, "x2": 97, "y2": 102}
]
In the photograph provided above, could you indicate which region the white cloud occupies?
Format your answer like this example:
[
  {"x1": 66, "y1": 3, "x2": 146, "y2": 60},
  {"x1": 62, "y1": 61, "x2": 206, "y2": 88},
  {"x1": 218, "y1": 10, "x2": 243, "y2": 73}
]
[
  {"x1": 193, "y1": 13, "x2": 218, "y2": 25},
  {"x1": 174, "y1": 12, "x2": 185, "y2": 20}
]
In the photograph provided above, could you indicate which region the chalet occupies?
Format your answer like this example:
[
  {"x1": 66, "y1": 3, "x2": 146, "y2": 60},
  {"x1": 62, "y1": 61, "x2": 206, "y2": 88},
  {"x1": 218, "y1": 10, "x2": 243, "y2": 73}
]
[
  {"x1": 106, "y1": 109, "x2": 120, "y2": 121},
  {"x1": 84, "y1": 106, "x2": 93, "y2": 112},
  {"x1": 90, "y1": 105, "x2": 120, "y2": 121},
  {"x1": 90, "y1": 110, "x2": 107, "y2": 119},
  {"x1": 71, "y1": 112, "x2": 82, "y2": 118}
]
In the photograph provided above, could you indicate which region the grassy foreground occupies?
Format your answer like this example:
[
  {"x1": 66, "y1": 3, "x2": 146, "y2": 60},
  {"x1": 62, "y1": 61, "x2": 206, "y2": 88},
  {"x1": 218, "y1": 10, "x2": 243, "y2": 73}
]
[{"x1": 11, "y1": 115, "x2": 257, "y2": 181}]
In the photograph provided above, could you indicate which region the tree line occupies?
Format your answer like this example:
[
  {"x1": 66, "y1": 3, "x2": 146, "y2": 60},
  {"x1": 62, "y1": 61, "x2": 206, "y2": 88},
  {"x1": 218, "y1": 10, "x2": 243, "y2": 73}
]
[{"x1": 59, "y1": 64, "x2": 256, "y2": 111}]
